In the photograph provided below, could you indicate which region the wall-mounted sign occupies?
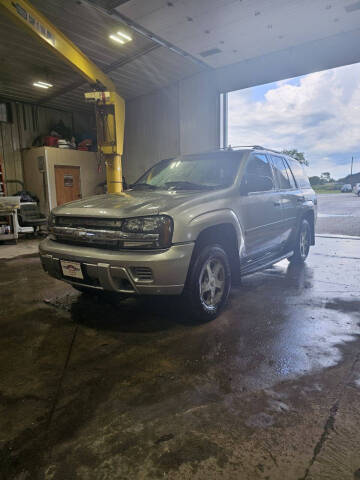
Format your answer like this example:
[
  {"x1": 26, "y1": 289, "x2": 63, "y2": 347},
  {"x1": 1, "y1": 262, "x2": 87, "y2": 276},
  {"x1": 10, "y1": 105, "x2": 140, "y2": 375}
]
[
  {"x1": 12, "y1": 2, "x2": 56, "y2": 47},
  {"x1": 64, "y1": 174, "x2": 73, "y2": 187}
]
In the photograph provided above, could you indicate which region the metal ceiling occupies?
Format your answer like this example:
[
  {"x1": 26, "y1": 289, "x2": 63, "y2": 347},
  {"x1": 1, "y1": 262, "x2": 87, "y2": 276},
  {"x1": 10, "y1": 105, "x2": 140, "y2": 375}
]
[
  {"x1": 117, "y1": 0, "x2": 360, "y2": 68},
  {"x1": 0, "y1": 0, "x2": 204, "y2": 112}
]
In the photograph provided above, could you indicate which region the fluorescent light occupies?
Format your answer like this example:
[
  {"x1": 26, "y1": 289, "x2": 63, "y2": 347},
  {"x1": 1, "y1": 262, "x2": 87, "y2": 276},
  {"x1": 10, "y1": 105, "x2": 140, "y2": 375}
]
[
  {"x1": 37, "y1": 81, "x2": 53, "y2": 87},
  {"x1": 117, "y1": 31, "x2": 132, "y2": 41},
  {"x1": 33, "y1": 82, "x2": 49, "y2": 89},
  {"x1": 33, "y1": 81, "x2": 53, "y2": 89},
  {"x1": 109, "y1": 34, "x2": 125, "y2": 44}
]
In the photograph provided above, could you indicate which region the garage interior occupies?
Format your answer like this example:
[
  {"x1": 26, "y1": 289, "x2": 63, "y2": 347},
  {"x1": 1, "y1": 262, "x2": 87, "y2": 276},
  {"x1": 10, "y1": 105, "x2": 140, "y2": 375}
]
[{"x1": 1, "y1": 0, "x2": 360, "y2": 479}]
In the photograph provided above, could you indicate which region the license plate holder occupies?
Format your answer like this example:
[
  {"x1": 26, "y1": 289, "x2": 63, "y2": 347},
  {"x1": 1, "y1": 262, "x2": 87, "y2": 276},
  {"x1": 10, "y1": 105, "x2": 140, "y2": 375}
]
[{"x1": 60, "y1": 260, "x2": 84, "y2": 279}]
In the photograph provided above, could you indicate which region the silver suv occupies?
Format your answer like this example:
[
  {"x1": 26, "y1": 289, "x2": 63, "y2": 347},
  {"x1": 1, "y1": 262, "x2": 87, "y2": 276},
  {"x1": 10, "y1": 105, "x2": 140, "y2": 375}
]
[{"x1": 40, "y1": 147, "x2": 317, "y2": 321}]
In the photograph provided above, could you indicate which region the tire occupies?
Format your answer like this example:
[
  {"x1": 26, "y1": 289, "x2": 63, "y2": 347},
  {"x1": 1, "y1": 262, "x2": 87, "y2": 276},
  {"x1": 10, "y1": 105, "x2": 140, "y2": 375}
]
[
  {"x1": 183, "y1": 244, "x2": 231, "y2": 322},
  {"x1": 357, "y1": 191, "x2": 360, "y2": 197},
  {"x1": 288, "y1": 218, "x2": 311, "y2": 264}
]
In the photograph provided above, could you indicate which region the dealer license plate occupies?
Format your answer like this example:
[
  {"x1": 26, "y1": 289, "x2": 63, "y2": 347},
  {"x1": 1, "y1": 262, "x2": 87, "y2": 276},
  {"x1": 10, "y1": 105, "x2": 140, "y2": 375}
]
[{"x1": 60, "y1": 260, "x2": 84, "y2": 279}]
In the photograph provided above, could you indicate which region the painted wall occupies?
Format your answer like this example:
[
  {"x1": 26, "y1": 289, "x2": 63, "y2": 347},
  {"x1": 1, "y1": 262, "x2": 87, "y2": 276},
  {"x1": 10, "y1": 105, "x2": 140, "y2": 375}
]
[{"x1": 122, "y1": 74, "x2": 220, "y2": 183}]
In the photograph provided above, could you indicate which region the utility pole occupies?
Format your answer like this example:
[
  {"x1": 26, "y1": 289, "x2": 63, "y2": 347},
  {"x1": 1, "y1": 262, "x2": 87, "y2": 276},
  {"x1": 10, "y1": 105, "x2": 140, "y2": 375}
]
[{"x1": 351, "y1": 156, "x2": 354, "y2": 178}]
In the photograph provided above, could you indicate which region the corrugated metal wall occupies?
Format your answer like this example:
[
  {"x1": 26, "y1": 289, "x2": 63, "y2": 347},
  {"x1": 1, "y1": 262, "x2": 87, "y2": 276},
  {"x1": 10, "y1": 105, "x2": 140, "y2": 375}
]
[{"x1": 0, "y1": 101, "x2": 93, "y2": 194}]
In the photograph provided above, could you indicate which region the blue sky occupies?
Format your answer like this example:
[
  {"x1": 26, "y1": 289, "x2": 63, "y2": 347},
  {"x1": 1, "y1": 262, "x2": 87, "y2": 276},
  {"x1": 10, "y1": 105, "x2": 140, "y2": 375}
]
[{"x1": 228, "y1": 63, "x2": 360, "y2": 179}]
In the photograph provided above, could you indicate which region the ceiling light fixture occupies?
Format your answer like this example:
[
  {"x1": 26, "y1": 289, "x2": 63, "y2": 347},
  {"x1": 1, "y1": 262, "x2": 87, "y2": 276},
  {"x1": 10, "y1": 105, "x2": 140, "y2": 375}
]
[
  {"x1": 117, "y1": 31, "x2": 132, "y2": 41},
  {"x1": 109, "y1": 34, "x2": 125, "y2": 44},
  {"x1": 33, "y1": 81, "x2": 53, "y2": 88}
]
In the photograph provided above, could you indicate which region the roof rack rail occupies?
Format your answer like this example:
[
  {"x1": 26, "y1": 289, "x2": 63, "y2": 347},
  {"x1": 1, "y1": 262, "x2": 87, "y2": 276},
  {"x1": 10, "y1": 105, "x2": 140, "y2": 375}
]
[{"x1": 220, "y1": 145, "x2": 283, "y2": 154}]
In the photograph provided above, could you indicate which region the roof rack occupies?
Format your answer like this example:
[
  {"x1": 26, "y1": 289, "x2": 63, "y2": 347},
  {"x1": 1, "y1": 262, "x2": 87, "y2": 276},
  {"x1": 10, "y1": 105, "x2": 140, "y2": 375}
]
[{"x1": 220, "y1": 145, "x2": 283, "y2": 154}]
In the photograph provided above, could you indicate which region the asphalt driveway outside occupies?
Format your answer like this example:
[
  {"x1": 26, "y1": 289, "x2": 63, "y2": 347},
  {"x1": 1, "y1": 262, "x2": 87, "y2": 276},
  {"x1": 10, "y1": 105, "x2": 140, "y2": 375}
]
[{"x1": 316, "y1": 192, "x2": 360, "y2": 236}]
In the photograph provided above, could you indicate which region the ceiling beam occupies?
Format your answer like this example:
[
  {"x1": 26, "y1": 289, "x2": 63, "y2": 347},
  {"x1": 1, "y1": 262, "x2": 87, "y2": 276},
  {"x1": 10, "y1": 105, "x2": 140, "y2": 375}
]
[{"x1": 37, "y1": 44, "x2": 159, "y2": 105}]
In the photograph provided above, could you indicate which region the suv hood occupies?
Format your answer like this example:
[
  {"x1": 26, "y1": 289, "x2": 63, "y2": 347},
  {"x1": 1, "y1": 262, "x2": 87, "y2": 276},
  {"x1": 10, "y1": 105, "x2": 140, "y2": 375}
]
[{"x1": 52, "y1": 190, "x2": 202, "y2": 218}]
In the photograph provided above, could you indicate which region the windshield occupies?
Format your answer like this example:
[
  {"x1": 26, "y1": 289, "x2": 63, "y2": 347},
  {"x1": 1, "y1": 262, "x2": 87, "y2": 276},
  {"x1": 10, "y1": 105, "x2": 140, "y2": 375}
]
[{"x1": 132, "y1": 152, "x2": 244, "y2": 190}]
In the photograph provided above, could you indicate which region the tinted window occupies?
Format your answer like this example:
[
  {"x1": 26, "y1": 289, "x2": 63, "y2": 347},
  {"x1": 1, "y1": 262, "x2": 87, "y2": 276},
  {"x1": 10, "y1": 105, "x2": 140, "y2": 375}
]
[
  {"x1": 286, "y1": 158, "x2": 311, "y2": 188},
  {"x1": 271, "y1": 155, "x2": 291, "y2": 189},
  {"x1": 243, "y1": 154, "x2": 274, "y2": 193}
]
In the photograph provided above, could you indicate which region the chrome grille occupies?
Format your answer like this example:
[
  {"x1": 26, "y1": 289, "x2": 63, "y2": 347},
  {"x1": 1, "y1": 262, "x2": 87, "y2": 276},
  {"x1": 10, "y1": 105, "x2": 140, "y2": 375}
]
[
  {"x1": 51, "y1": 216, "x2": 158, "y2": 249},
  {"x1": 56, "y1": 216, "x2": 123, "y2": 230}
]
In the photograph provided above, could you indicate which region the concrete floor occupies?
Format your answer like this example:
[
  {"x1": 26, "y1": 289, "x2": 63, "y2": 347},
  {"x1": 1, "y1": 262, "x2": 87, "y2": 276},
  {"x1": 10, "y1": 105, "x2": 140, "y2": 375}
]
[{"x1": 1, "y1": 233, "x2": 360, "y2": 479}]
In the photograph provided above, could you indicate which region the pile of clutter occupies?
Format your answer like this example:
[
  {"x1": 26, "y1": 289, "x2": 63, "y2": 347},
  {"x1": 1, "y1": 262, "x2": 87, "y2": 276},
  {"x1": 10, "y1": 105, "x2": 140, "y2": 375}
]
[{"x1": 32, "y1": 120, "x2": 95, "y2": 151}]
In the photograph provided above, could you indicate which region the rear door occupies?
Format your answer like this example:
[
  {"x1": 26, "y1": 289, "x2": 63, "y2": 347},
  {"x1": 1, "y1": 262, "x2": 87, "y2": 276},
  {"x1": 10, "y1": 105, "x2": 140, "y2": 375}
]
[
  {"x1": 270, "y1": 155, "x2": 300, "y2": 244},
  {"x1": 236, "y1": 152, "x2": 284, "y2": 258}
]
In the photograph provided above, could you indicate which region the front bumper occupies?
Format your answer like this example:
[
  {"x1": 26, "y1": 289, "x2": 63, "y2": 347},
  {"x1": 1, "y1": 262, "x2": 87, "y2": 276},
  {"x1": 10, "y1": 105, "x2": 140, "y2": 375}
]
[{"x1": 39, "y1": 238, "x2": 194, "y2": 295}]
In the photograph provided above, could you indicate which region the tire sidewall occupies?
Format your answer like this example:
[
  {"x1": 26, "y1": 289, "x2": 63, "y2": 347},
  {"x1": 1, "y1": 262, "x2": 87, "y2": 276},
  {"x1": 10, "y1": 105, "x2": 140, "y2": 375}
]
[
  {"x1": 184, "y1": 244, "x2": 231, "y2": 321},
  {"x1": 290, "y1": 218, "x2": 311, "y2": 263}
]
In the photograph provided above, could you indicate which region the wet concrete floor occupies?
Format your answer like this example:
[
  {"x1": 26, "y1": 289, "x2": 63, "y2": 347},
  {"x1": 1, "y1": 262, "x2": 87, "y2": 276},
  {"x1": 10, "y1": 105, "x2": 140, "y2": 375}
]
[{"x1": 1, "y1": 236, "x2": 360, "y2": 479}]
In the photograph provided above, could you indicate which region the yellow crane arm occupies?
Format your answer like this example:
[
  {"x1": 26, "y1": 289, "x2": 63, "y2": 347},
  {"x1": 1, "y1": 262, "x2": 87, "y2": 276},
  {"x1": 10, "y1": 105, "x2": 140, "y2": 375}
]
[{"x1": 0, "y1": 0, "x2": 125, "y2": 193}]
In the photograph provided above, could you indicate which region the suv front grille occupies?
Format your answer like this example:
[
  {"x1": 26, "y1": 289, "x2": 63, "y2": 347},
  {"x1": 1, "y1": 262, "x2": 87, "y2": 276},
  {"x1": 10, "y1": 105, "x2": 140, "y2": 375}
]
[
  {"x1": 56, "y1": 216, "x2": 123, "y2": 230},
  {"x1": 51, "y1": 216, "x2": 158, "y2": 250}
]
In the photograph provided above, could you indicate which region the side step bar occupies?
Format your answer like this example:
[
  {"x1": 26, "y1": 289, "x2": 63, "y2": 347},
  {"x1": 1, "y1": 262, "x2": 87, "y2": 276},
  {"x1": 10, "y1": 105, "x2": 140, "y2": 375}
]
[{"x1": 241, "y1": 251, "x2": 293, "y2": 277}]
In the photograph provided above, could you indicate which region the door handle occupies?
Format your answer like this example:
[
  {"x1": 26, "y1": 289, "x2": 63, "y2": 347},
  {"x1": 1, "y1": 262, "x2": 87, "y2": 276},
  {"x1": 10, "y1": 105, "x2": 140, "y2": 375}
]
[{"x1": 274, "y1": 200, "x2": 281, "y2": 206}]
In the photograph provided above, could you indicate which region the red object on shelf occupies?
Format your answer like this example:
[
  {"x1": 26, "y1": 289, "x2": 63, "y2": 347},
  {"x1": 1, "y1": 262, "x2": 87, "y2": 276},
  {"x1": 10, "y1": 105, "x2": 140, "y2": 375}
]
[{"x1": 44, "y1": 136, "x2": 58, "y2": 147}]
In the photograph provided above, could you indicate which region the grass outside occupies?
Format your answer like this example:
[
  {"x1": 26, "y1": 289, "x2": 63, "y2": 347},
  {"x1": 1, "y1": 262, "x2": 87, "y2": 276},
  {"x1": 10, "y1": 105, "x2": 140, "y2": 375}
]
[{"x1": 313, "y1": 187, "x2": 342, "y2": 194}]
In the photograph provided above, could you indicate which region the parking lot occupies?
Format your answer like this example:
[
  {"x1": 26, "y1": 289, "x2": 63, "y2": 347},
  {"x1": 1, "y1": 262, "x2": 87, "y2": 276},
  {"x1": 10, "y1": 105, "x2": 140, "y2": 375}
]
[
  {"x1": 0, "y1": 193, "x2": 359, "y2": 479},
  {"x1": 317, "y1": 193, "x2": 360, "y2": 236}
]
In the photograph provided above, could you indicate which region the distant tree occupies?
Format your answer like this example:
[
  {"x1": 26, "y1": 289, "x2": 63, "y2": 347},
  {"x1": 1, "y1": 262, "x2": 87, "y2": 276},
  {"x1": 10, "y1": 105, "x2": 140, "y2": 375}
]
[
  {"x1": 320, "y1": 172, "x2": 331, "y2": 183},
  {"x1": 282, "y1": 149, "x2": 308, "y2": 166},
  {"x1": 309, "y1": 176, "x2": 321, "y2": 186}
]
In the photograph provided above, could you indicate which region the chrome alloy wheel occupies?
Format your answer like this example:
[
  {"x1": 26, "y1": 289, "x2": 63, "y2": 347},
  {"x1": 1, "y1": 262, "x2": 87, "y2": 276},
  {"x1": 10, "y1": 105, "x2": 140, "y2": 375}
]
[
  {"x1": 299, "y1": 222, "x2": 310, "y2": 259},
  {"x1": 199, "y1": 257, "x2": 225, "y2": 309}
]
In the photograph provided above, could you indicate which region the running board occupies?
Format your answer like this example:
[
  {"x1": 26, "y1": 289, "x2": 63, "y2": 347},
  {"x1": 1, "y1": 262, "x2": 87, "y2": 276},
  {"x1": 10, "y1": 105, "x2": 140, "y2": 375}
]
[{"x1": 241, "y1": 251, "x2": 293, "y2": 277}]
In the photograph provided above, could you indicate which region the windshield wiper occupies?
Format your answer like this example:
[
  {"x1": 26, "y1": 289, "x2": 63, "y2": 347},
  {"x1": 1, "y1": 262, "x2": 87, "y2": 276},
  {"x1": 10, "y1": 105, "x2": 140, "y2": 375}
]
[
  {"x1": 129, "y1": 183, "x2": 159, "y2": 190},
  {"x1": 164, "y1": 181, "x2": 217, "y2": 190}
]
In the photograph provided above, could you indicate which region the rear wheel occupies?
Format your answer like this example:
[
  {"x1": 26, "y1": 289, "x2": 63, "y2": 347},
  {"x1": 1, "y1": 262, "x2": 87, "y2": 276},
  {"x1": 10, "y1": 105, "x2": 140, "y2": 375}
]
[
  {"x1": 183, "y1": 244, "x2": 231, "y2": 322},
  {"x1": 288, "y1": 218, "x2": 311, "y2": 264}
]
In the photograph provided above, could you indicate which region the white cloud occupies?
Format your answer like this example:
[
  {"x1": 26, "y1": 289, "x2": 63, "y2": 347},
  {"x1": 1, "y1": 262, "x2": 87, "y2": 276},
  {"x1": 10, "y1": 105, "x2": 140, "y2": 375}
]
[{"x1": 228, "y1": 63, "x2": 360, "y2": 179}]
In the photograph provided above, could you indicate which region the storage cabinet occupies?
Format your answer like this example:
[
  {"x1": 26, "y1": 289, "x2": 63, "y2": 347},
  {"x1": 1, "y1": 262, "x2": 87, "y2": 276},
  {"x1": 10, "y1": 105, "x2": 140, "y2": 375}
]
[{"x1": 22, "y1": 147, "x2": 106, "y2": 214}]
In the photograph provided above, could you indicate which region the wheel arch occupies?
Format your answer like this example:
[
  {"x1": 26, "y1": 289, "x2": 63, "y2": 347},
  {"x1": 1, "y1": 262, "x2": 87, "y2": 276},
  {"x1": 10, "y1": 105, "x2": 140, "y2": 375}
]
[{"x1": 192, "y1": 222, "x2": 241, "y2": 281}]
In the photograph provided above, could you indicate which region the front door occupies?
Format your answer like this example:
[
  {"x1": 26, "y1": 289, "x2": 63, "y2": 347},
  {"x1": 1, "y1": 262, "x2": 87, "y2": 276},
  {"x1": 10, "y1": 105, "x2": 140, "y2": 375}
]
[
  {"x1": 236, "y1": 153, "x2": 283, "y2": 259},
  {"x1": 55, "y1": 165, "x2": 81, "y2": 206}
]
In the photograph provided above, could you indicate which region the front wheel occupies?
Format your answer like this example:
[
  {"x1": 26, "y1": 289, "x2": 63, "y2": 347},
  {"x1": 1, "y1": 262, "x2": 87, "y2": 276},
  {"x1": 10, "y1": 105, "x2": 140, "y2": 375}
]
[
  {"x1": 288, "y1": 218, "x2": 311, "y2": 264},
  {"x1": 183, "y1": 244, "x2": 231, "y2": 322}
]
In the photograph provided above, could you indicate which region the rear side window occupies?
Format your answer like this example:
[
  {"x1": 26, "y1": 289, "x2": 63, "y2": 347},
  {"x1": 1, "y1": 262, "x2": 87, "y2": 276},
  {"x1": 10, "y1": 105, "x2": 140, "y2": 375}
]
[
  {"x1": 270, "y1": 155, "x2": 292, "y2": 189},
  {"x1": 286, "y1": 158, "x2": 311, "y2": 188},
  {"x1": 246, "y1": 153, "x2": 273, "y2": 179},
  {"x1": 244, "y1": 153, "x2": 274, "y2": 192}
]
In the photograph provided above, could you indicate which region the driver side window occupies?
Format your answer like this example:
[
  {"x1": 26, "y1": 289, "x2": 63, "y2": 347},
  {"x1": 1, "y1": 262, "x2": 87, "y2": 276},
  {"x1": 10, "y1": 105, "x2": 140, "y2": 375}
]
[{"x1": 242, "y1": 153, "x2": 274, "y2": 193}]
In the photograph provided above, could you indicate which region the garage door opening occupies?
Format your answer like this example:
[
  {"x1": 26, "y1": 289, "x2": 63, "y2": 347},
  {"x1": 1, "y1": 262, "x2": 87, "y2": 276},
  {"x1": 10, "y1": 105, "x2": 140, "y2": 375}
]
[{"x1": 221, "y1": 62, "x2": 360, "y2": 185}]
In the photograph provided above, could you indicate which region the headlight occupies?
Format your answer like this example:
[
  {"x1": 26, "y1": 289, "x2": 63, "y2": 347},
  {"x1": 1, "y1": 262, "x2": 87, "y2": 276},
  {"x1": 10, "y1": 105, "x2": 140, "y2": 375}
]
[{"x1": 122, "y1": 215, "x2": 173, "y2": 249}]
